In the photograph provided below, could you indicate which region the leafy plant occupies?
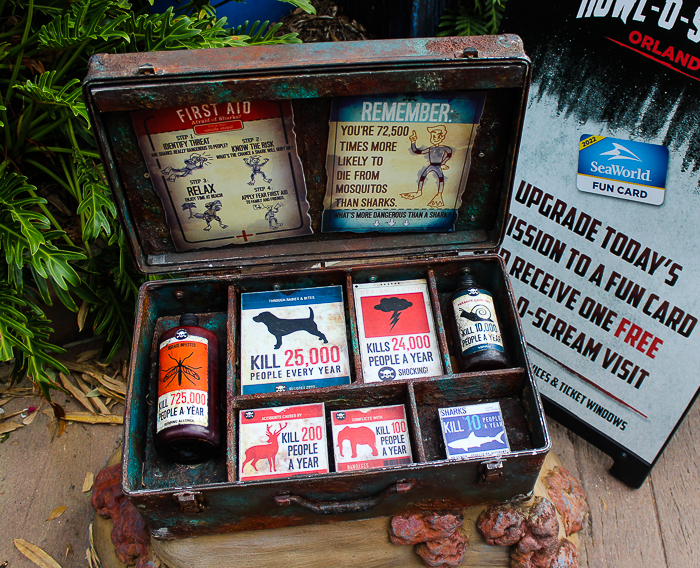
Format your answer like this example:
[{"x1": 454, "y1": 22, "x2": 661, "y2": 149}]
[
  {"x1": 438, "y1": 0, "x2": 507, "y2": 37},
  {"x1": 0, "y1": 0, "x2": 313, "y2": 400}
]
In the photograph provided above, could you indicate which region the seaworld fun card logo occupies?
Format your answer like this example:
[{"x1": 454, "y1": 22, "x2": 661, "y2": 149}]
[{"x1": 577, "y1": 135, "x2": 669, "y2": 206}]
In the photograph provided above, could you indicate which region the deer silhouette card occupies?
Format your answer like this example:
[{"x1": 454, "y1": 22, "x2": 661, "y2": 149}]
[{"x1": 238, "y1": 403, "x2": 329, "y2": 481}]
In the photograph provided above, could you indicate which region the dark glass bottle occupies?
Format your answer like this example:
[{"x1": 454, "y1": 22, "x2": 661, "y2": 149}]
[
  {"x1": 451, "y1": 268, "x2": 510, "y2": 372},
  {"x1": 155, "y1": 313, "x2": 220, "y2": 464}
]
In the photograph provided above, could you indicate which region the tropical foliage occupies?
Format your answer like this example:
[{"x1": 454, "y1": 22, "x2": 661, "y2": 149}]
[
  {"x1": 0, "y1": 0, "x2": 313, "y2": 399},
  {"x1": 438, "y1": 0, "x2": 507, "y2": 37}
]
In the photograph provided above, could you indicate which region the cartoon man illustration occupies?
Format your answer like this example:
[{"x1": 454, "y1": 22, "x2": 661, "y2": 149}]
[
  {"x1": 264, "y1": 203, "x2": 283, "y2": 230},
  {"x1": 401, "y1": 125, "x2": 453, "y2": 208},
  {"x1": 253, "y1": 203, "x2": 284, "y2": 230},
  {"x1": 180, "y1": 199, "x2": 228, "y2": 231},
  {"x1": 161, "y1": 153, "x2": 208, "y2": 183},
  {"x1": 244, "y1": 155, "x2": 272, "y2": 186}
]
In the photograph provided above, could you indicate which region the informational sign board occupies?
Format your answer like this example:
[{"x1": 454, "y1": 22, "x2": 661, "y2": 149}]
[
  {"x1": 132, "y1": 101, "x2": 312, "y2": 251},
  {"x1": 322, "y1": 93, "x2": 485, "y2": 232},
  {"x1": 501, "y1": 1, "x2": 700, "y2": 486}
]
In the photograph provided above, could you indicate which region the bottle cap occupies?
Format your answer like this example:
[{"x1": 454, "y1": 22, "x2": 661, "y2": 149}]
[
  {"x1": 179, "y1": 313, "x2": 199, "y2": 327},
  {"x1": 459, "y1": 267, "x2": 475, "y2": 284}
]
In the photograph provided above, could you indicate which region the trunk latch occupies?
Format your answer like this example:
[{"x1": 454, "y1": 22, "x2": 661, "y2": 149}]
[
  {"x1": 174, "y1": 491, "x2": 204, "y2": 513},
  {"x1": 479, "y1": 458, "x2": 505, "y2": 483}
]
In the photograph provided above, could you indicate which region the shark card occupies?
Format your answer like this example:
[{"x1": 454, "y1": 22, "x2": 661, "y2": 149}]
[
  {"x1": 438, "y1": 402, "x2": 510, "y2": 460},
  {"x1": 238, "y1": 403, "x2": 329, "y2": 481},
  {"x1": 240, "y1": 286, "x2": 352, "y2": 394},
  {"x1": 331, "y1": 405, "x2": 412, "y2": 471},
  {"x1": 353, "y1": 279, "x2": 442, "y2": 383}
]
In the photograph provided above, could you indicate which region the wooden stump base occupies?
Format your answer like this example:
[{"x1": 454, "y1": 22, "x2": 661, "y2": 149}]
[{"x1": 93, "y1": 452, "x2": 582, "y2": 568}]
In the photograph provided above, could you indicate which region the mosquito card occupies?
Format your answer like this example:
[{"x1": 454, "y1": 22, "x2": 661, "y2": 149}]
[
  {"x1": 240, "y1": 286, "x2": 352, "y2": 394},
  {"x1": 353, "y1": 279, "x2": 442, "y2": 383},
  {"x1": 439, "y1": 401, "x2": 510, "y2": 460},
  {"x1": 331, "y1": 405, "x2": 412, "y2": 472},
  {"x1": 238, "y1": 403, "x2": 329, "y2": 481}
]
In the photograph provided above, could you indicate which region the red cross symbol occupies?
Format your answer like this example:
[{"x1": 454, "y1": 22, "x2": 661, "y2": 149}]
[{"x1": 237, "y1": 230, "x2": 251, "y2": 242}]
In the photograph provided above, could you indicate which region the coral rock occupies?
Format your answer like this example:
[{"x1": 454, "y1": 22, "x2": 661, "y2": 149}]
[
  {"x1": 545, "y1": 466, "x2": 589, "y2": 536},
  {"x1": 476, "y1": 503, "x2": 526, "y2": 547},
  {"x1": 390, "y1": 511, "x2": 468, "y2": 568},
  {"x1": 550, "y1": 539, "x2": 580, "y2": 568},
  {"x1": 390, "y1": 512, "x2": 463, "y2": 546},
  {"x1": 415, "y1": 530, "x2": 469, "y2": 568},
  {"x1": 516, "y1": 497, "x2": 560, "y2": 554},
  {"x1": 92, "y1": 463, "x2": 152, "y2": 568}
]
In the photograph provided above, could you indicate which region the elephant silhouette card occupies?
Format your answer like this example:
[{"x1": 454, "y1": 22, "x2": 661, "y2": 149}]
[
  {"x1": 131, "y1": 100, "x2": 312, "y2": 252},
  {"x1": 331, "y1": 405, "x2": 412, "y2": 471},
  {"x1": 240, "y1": 286, "x2": 352, "y2": 394},
  {"x1": 439, "y1": 402, "x2": 510, "y2": 461},
  {"x1": 353, "y1": 279, "x2": 443, "y2": 383},
  {"x1": 238, "y1": 403, "x2": 329, "y2": 481}
]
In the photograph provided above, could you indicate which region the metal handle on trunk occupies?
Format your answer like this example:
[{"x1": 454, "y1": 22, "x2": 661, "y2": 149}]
[{"x1": 274, "y1": 480, "x2": 414, "y2": 515}]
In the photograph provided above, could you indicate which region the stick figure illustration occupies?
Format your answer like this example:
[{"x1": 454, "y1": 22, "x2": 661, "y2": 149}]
[
  {"x1": 161, "y1": 153, "x2": 209, "y2": 182},
  {"x1": 401, "y1": 125, "x2": 452, "y2": 208},
  {"x1": 254, "y1": 203, "x2": 284, "y2": 230},
  {"x1": 244, "y1": 155, "x2": 272, "y2": 185},
  {"x1": 181, "y1": 199, "x2": 228, "y2": 231}
]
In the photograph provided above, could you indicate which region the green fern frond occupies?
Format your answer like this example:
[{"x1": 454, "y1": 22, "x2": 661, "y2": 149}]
[
  {"x1": 232, "y1": 20, "x2": 302, "y2": 45},
  {"x1": 0, "y1": 276, "x2": 67, "y2": 396},
  {"x1": 0, "y1": 174, "x2": 49, "y2": 259},
  {"x1": 278, "y1": 0, "x2": 316, "y2": 14},
  {"x1": 74, "y1": 154, "x2": 117, "y2": 242},
  {"x1": 438, "y1": 0, "x2": 507, "y2": 37},
  {"x1": 0, "y1": 173, "x2": 85, "y2": 295},
  {"x1": 14, "y1": 72, "x2": 89, "y2": 124},
  {"x1": 38, "y1": 0, "x2": 131, "y2": 51}
]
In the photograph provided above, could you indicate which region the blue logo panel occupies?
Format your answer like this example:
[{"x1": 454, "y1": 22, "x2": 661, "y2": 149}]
[{"x1": 577, "y1": 135, "x2": 669, "y2": 205}]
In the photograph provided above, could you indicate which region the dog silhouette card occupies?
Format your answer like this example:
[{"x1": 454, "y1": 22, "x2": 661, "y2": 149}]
[
  {"x1": 238, "y1": 403, "x2": 329, "y2": 481},
  {"x1": 353, "y1": 279, "x2": 443, "y2": 383},
  {"x1": 240, "y1": 286, "x2": 352, "y2": 394},
  {"x1": 439, "y1": 402, "x2": 510, "y2": 461},
  {"x1": 331, "y1": 405, "x2": 412, "y2": 472}
]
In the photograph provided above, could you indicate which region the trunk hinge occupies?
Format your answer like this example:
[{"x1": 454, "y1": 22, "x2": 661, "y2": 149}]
[
  {"x1": 174, "y1": 491, "x2": 204, "y2": 513},
  {"x1": 479, "y1": 458, "x2": 505, "y2": 484}
]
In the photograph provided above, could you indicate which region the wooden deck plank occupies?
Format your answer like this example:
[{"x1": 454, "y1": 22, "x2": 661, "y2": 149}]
[
  {"x1": 549, "y1": 419, "x2": 667, "y2": 568},
  {"x1": 648, "y1": 399, "x2": 700, "y2": 568},
  {"x1": 546, "y1": 419, "x2": 590, "y2": 568}
]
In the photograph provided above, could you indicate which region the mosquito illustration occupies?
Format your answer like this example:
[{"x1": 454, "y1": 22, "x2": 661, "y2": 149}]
[{"x1": 161, "y1": 352, "x2": 201, "y2": 388}]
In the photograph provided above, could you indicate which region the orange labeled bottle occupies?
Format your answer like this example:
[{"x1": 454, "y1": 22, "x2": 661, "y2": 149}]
[
  {"x1": 155, "y1": 313, "x2": 220, "y2": 464},
  {"x1": 451, "y1": 268, "x2": 510, "y2": 372}
]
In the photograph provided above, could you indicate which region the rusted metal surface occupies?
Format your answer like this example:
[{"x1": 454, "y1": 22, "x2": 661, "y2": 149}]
[
  {"x1": 86, "y1": 36, "x2": 525, "y2": 84},
  {"x1": 92, "y1": 463, "x2": 152, "y2": 567},
  {"x1": 390, "y1": 511, "x2": 468, "y2": 568}
]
